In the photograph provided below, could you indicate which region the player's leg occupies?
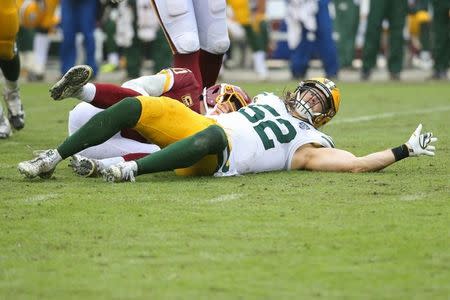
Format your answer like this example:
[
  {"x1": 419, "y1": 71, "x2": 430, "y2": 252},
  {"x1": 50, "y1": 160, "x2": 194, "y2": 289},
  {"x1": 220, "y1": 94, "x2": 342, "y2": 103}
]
[
  {"x1": 0, "y1": 0, "x2": 25, "y2": 132},
  {"x1": 68, "y1": 102, "x2": 158, "y2": 157},
  {"x1": 60, "y1": 0, "x2": 77, "y2": 75},
  {"x1": 316, "y1": 0, "x2": 339, "y2": 78},
  {"x1": 151, "y1": 0, "x2": 203, "y2": 86},
  {"x1": 103, "y1": 124, "x2": 228, "y2": 182},
  {"x1": 68, "y1": 102, "x2": 160, "y2": 177},
  {"x1": 18, "y1": 97, "x2": 142, "y2": 178},
  {"x1": 50, "y1": 65, "x2": 141, "y2": 107},
  {"x1": 78, "y1": 0, "x2": 98, "y2": 76},
  {"x1": 136, "y1": 124, "x2": 227, "y2": 174},
  {"x1": 194, "y1": 0, "x2": 230, "y2": 88}
]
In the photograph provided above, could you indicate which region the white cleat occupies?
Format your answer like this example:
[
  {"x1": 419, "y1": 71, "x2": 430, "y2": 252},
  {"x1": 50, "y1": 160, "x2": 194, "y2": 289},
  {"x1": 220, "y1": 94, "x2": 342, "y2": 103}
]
[
  {"x1": 18, "y1": 149, "x2": 62, "y2": 179},
  {"x1": 50, "y1": 65, "x2": 93, "y2": 100},
  {"x1": 69, "y1": 154, "x2": 102, "y2": 177},
  {"x1": 0, "y1": 110, "x2": 12, "y2": 139},
  {"x1": 102, "y1": 161, "x2": 137, "y2": 183},
  {"x1": 3, "y1": 88, "x2": 25, "y2": 130}
]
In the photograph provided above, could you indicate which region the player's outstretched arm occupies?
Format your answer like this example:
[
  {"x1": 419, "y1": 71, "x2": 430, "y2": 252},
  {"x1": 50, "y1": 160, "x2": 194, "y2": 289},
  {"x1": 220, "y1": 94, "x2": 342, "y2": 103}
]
[{"x1": 293, "y1": 124, "x2": 437, "y2": 173}]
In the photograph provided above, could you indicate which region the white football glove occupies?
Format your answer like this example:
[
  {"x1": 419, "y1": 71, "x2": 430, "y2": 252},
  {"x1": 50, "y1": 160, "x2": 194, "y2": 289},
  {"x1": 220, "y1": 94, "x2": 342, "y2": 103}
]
[
  {"x1": 405, "y1": 124, "x2": 437, "y2": 157},
  {"x1": 110, "y1": 0, "x2": 124, "y2": 3}
]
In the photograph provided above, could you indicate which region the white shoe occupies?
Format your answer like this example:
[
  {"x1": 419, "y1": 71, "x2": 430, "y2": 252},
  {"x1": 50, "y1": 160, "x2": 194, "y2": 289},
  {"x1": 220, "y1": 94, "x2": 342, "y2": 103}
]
[
  {"x1": 0, "y1": 111, "x2": 12, "y2": 139},
  {"x1": 69, "y1": 154, "x2": 102, "y2": 177},
  {"x1": 18, "y1": 149, "x2": 62, "y2": 179},
  {"x1": 102, "y1": 161, "x2": 137, "y2": 183},
  {"x1": 3, "y1": 88, "x2": 25, "y2": 130},
  {"x1": 50, "y1": 65, "x2": 93, "y2": 101}
]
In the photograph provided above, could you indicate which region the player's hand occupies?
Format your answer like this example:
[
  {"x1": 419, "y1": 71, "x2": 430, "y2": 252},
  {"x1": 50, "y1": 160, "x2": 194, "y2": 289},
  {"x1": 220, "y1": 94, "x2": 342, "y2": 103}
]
[
  {"x1": 406, "y1": 124, "x2": 437, "y2": 157},
  {"x1": 110, "y1": 0, "x2": 124, "y2": 3}
]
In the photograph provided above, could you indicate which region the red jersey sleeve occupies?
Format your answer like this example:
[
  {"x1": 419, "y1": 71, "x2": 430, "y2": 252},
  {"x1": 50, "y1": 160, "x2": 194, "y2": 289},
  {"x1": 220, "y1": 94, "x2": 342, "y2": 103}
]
[{"x1": 162, "y1": 68, "x2": 202, "y2": 113}]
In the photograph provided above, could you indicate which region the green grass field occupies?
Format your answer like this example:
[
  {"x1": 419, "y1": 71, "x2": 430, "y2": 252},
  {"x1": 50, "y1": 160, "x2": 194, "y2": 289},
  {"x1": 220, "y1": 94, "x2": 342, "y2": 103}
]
[{"x1": 1, "y1": 81, "x2": 449, "y2": 299}]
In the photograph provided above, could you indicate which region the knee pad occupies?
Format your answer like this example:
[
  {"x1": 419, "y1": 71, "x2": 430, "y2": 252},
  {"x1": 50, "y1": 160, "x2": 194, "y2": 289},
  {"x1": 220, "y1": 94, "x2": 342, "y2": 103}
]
[
  {"x1": 0, "y1": 2, "x2": 19, "y2": 60},
  {"x1": 195, "y1": 125, "x2": 227, "y2": 153},
  {"x1": 203, "y1": 36, "x2": 230, "y2": 55},
  {"x1": 173, "y1": 32, "x2": 200, "y2": 54}
]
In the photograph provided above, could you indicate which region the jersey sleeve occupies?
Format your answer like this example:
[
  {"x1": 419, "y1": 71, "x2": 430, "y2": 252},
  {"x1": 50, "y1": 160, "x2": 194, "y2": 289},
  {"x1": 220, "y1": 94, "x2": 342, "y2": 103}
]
[{"x1": 161, "y1": 68, "x2": 202, "y2": 113}]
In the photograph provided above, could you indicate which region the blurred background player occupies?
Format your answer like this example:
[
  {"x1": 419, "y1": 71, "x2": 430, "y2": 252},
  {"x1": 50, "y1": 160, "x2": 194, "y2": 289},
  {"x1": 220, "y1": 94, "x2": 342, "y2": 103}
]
[
  {"x1": 18, "y1": 0, "x2": 59, "y2": 81},
  {"x1": 333, "y1": 0, "x2": 360, "y2": 69},
  {"x1": 407, "y1": 0, "x2": 432, "y2": 71},
  {"x1": 114, "y1": 0, "x2": 172, "y2": 79},
  {"x1": 430, "y1": 0, "x2": 449, "y2": 80},
  {"x1": 285, "y1": 0, "x2": 339, "y2": 79},
  {"x1": 60, "y1": 0, "x2": 99, "y2": 77},
  {"x1": 227, "y1": 0, "x2": 269, "y2": 80},
  {"x1": 361, "y1": 0, "x2": 408, "y2": 80},
  {"x1": 0, "y1": 0, "x2": 25, "y2": 138}
]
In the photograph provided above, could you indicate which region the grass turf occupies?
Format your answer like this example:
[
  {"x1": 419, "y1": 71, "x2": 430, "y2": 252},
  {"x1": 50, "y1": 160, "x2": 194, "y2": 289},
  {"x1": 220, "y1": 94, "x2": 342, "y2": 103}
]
[{"x1": 0, "y1": 81, "x2": 449, "y2": 299}]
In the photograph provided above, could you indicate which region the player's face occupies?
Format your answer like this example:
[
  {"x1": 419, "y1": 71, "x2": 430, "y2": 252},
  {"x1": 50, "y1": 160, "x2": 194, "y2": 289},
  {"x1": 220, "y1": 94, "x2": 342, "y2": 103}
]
[
  {"x1": 290, "y1": 87, "x2": 328, "y2": 119},
  {"x1": 300, "y1": 88, "x2": 328, "y2": 114}
]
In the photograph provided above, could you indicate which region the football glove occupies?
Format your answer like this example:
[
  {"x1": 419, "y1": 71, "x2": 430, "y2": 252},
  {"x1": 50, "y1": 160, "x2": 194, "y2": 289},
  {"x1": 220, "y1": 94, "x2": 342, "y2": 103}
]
[
  {"x1": 110, "y1": 0, "x2": 124, "y2": 3},
  {"x1": 405, "y1": 124, "x2": 437, "y2": 157}
]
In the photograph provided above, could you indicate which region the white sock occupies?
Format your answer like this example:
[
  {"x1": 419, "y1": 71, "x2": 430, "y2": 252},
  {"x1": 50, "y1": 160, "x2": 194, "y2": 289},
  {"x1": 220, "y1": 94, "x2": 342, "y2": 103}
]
[
  {"x1": 253, "y1": 51, "x2": 268, "y2": 78},
  {"x1": 4, "y1": 80, "x2": 18, "y2": 91},
  {"x1": 33, "y1": 33, "x2": 50, "y2": 75},
  {"x1": 53, "y1": 149, "x2": 63, "y2": 164},
  {"x1": 98, "y1": 156, "x2": 125, "y2": 169},
  {"x1": 108, "y1": 52, "x2": 119, "y2": 66},
  {"x1": 79, "y1": 83, "x2": 96, "y2": 102}
]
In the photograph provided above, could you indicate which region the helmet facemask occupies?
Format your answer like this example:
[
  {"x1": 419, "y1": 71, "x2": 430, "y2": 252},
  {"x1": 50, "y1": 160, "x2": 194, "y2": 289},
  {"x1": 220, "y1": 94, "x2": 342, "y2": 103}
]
[
  {"x1": 203, "y1": 84, "x2": 251, "y2": 114},
  {"x1": 287, "y1": 81, "x2": 337, "y2": 128}
]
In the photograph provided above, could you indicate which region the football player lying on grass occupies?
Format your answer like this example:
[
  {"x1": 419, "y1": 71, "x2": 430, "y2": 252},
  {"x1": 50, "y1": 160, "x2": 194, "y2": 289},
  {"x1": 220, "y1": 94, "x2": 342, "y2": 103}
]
[
  {"x1": 18, "y1": 78, "x2": 437, "y2": 182},
  {"x1": 46, "y1": 65, "x2": 251, "y2": 176}
]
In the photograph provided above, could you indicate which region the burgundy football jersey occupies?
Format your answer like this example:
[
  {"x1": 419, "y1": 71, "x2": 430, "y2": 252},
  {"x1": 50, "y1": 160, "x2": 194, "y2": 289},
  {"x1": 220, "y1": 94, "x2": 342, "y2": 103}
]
[{"x1": 162, "y1": 68, "x2": 202, "y2": 113}]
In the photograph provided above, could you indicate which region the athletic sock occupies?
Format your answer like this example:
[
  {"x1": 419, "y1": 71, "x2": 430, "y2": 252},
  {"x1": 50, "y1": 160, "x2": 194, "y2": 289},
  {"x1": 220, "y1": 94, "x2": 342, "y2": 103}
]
[
  {"x1": 91, "y1": 83, "x2": 141, "y2": 108},
  {"x1": 199, "y1": 50, "x2": 224, "y2": 88},
  {"x1": 136, "y1": 125, "x2": 227, "y2": 175},
  {"x1": 33, "y1": 32, "x2": 50, "y2": 75},
  {"x1": 57, "y1": 98, "x2": 142, "y2": 158},
  {"x1": 0, "y1": 53, "x2": 20, "y2": 81},
  {"x1": 174, "y1": 51, "x2": 202, "y2": 87},
  {"x1": 78, "y1": 83, "x2": 96, "y2": 102},
  {"x1": 4, "y1": 79, "x2": 18, "y2": 91}
]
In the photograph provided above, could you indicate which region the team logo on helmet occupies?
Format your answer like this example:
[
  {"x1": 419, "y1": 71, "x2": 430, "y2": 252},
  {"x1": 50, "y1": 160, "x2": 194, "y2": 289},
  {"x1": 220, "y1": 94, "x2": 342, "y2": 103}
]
[{"x1": 202, "y1": 84, "x2": 251, "y2": 113}]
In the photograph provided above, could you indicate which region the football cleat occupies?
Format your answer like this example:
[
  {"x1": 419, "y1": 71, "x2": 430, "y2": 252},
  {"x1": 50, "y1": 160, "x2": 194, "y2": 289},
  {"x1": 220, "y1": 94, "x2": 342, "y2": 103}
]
[
  {"x1": 18, "y1": 149, "x2": 62, "y2": 179},
  {"x1": 102, "y1": 161, "x2": 137, "y2": 183},
  {"x1": 0, "y1": 110, "x2": 12, "y2": 139},
  {"x1": 69, "y1": 155, "x2": 102, "y2": 177},
  {"x1": 50, "y1": 65, "x2": 93, "y2": 101},
  {"x1": 3, "y1": 88, "x2": 25, "y2": 130}
]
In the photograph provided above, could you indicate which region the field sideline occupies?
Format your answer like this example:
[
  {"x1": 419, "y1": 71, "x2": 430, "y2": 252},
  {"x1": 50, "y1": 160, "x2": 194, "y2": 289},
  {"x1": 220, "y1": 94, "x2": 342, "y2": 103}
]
[{"x1": 1, "y1": 81, "x2": 449, "y2": 299}]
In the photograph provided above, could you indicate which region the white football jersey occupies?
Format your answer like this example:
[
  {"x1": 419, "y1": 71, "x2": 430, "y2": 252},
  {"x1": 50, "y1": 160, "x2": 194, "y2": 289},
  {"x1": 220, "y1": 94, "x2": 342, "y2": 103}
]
[{"x1": 210, "y1": 93, "x2": 335, "y2": 176}]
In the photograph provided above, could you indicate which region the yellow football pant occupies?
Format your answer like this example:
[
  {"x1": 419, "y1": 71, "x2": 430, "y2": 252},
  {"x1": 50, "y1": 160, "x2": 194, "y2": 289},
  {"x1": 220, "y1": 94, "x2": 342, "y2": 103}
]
[
  {"x1": 0, "y1": 0, "x2": 19, "y2": 60},
  {"x1": 134, "y1": 96, "x2": 221, "y2": 176}
]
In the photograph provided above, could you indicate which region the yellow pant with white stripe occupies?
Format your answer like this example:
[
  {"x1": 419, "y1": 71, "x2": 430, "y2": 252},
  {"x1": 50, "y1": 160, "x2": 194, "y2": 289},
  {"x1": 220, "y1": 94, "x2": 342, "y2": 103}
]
[
  {"x1": 134, "y1": 96, "x2": 220, "y2": 176},
  {"x1": 0, "y1": 0, "x2": 19, "y2": 60}
]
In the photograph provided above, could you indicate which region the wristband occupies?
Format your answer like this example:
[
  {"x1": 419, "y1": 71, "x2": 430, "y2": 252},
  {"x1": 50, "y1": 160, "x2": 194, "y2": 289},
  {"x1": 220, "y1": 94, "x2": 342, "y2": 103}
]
[{"x1": 391, "y1": 144, "x2": 410, "y2": 161}]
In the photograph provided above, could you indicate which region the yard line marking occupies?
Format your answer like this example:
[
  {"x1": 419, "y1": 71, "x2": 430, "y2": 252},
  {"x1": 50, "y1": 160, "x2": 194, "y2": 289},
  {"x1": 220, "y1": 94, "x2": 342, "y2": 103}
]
[
  {"x1": 400, "y1": 193, "x2": 426, "y2": 201},
  {"x1": 333, "y1": 106, "x2": 450, "y2": 124},
  {"x1": 208, "y1": 193, "x2": 242, "y2": 204},
  {"x1": 24, "y1": 193, "x2": 59, "y2": 203}
]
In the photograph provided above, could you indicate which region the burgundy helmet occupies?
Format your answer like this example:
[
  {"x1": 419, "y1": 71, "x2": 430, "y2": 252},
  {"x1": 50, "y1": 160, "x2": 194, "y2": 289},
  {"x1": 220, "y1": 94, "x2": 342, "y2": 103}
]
[{"x1": 202, "y1": 84, "x2": 252, "y2": 113}]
